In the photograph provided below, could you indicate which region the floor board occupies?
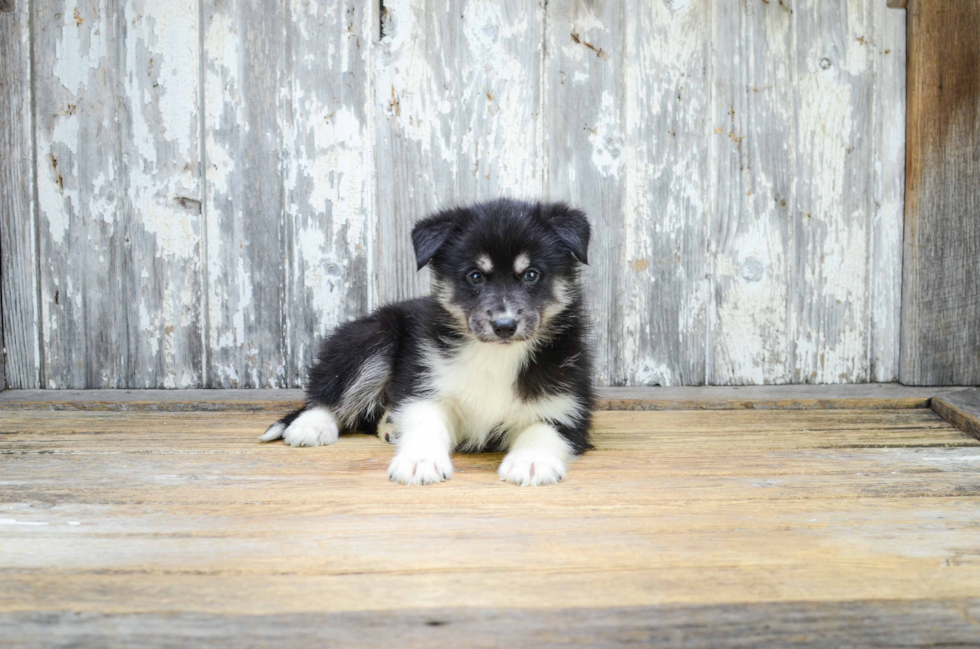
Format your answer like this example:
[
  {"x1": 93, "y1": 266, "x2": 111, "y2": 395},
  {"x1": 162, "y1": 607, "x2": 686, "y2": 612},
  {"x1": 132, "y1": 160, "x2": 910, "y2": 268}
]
[{"x1": 2, "y1": 405, "x2": 980, "y2": 646}]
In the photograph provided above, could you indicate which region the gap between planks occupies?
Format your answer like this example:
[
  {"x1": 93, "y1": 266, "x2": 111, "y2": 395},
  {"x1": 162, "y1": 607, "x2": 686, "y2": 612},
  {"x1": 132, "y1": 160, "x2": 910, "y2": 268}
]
[{"x1": 0, "y1": 384, "x2": 969, "y2": 412}]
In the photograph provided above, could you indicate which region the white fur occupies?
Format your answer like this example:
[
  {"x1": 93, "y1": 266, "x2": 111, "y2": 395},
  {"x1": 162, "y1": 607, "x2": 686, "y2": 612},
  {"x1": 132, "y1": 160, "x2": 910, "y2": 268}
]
[
  {"x1": 416, "y1": 339, "x2": 584, "y2": 452},
  {"x1": 476, "y1": 254, "x2": 493, "y2": 273},
  {"x1": 388, "y1": 401, "x2": 454, "y2": 485},
  {"x1": 498, "y1": 422, "x2": 573, "y2": 486},
  {"x1": 262, "y1": 407, "x2": 339, "y2": 447},
  {"x1": 513, "y1": 252, "x2": 530, "y2": 274},
  {"x1": 258, "y1": 422, "x2": 285, "y2": 442},
  {"x1": 335, "y1": 355, "x2": 389, "y2": 427}
]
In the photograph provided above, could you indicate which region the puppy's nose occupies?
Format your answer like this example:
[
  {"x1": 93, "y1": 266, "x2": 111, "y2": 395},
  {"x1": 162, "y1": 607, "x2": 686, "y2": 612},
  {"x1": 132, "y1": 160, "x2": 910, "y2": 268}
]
[{"x1": 492, "y1": 318, "x2": 517, "y2": 339}]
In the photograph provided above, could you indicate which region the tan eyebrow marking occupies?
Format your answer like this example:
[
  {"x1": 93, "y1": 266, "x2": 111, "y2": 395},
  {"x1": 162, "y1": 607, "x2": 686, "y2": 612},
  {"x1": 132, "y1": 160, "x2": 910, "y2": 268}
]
[
  {"x1": 476, "y1": 255, "x2": 493, "y2": 273},
  {"x1": 514, "y1": 253, "x2": 531, "y2": 275}
]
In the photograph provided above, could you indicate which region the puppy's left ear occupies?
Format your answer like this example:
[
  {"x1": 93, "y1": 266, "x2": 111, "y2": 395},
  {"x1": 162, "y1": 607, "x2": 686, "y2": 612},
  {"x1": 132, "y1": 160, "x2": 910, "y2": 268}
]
[
  {"x1": 540, "y1": 203, "x2": 591, "y2": 265},
  {"x1": 411, "y1": 210, "x2": 458, "y2": 270}
]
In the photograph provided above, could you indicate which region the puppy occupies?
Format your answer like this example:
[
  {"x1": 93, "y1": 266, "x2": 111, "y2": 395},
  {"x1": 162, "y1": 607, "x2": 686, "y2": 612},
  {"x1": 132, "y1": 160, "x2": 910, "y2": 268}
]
[{"x1": 261, "y1": 199, "x2": 594, "y2": 486}]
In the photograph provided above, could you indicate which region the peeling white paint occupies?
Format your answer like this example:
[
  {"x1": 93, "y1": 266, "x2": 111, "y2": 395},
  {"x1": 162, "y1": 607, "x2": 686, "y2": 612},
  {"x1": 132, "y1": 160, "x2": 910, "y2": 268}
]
[
  {"x1": 52, "y1": 0, "x2": 106, "y2": 97},
  {"x1": 25, "y1": 0, "x2": 906, "y2": 388}
]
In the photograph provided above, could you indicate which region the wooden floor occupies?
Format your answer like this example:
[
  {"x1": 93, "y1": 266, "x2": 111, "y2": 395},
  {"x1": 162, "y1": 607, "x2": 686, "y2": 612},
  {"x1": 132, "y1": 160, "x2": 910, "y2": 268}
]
[{"x1": 2, "y1": 390, "x2": 980, "y2": 647}]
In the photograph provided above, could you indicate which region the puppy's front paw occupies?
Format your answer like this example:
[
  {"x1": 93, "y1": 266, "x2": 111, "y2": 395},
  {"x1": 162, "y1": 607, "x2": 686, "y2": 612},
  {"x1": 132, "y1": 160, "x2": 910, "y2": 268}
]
[
  {"x1": 387, "y1": 453, "x2": 453, "y2": 486},
  {"x1": 498, "y1": 449, "x2": 567, "y2": 486},
  {"x1": 281, "y1": 408, "x2": 339, "y2": 447}
]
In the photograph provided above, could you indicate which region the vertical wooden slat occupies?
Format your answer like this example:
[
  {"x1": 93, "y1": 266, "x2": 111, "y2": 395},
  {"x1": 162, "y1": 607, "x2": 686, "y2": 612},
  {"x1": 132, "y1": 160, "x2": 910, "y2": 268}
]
[
  {"x1": 710, "y1": 0, "x2": 796, "y2": 384},
  {"x1": 372, "y1": 0, "x2": 544, "y2": 308},
  {"x1": 454, "y1": 1, "x2": 543, "y2": 202},
  {"x1": 280, "y1": 0, "x2": 375, "y2": 386},
  {"x1": 621, "y1": 0, "x2": 710, "y2": 387},
  {"x1": 870, "y1": 1, "x2": 906, "y2": 382},
  {"x1": 544, "y1": 0, "x2": 625, "y2": 386},
  {"x1": 203, "y1": 0, "x2": 286, "y2": 387},
  {"x1": 901, "y1": 0, "x2": 980, "y2": 385},
  {"x1": 373, "y1": 0, "x2": 458, "y2": 305},
  {"x1": 0, "y1": 0, "x2": 41, "y2": 388},
  {"x1": 791, "y1": 0, "x2": 876, "y2": 383},
  {"x1": 33, "y1": 0, "x2": 204, "y2": 388}
]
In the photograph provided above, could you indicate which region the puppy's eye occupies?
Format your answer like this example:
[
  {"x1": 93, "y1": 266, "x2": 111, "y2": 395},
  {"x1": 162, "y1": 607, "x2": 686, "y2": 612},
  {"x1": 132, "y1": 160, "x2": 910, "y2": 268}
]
[
  {"x1": 523, "y1": 269, "x2": 540, "y2": 284},
  {"x1": 466, "y1": 271, "x2": 484, "y2": 286}
]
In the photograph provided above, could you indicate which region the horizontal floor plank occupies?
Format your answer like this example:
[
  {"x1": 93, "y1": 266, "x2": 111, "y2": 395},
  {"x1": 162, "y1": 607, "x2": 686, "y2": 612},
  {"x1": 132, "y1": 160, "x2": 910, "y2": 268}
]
[
  {"x1": 2, "y1": 402, "x2": 979, "y2": 643},
  {"x1": 932, "y1": 388, "x2": 980, "y2": 440},
  {"x1": 0, "y1": 384, "x2": 965, "y2": 412},
  {"x1": 4, "y1": 600, "x2": 980, "y2": 649}
]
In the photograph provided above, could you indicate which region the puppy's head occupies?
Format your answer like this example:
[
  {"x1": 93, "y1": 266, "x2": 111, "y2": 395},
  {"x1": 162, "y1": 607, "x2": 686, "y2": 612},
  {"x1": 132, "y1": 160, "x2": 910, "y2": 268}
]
[{"x1": 412, "y1": 199, "x2": 590, "y2": 344}]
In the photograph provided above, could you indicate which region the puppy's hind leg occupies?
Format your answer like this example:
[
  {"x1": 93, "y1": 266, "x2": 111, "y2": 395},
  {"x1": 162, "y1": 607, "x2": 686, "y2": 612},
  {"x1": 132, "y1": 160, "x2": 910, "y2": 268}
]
[
  {"x1": 262, "y1": 312, "x2": 396, "y2": 448},
  {"x1": 260, "y1": 406, "x2": 340, "y2": 447}
]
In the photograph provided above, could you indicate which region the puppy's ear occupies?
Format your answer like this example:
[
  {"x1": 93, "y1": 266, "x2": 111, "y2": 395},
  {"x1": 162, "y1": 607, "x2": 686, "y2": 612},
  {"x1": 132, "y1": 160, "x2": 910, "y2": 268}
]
[
  {"x1": 540, "y1": 203, "x2": 591, "y2": 265},
  {"x1": 411, "y1": 211, "x2": 458, "y2": 270}
]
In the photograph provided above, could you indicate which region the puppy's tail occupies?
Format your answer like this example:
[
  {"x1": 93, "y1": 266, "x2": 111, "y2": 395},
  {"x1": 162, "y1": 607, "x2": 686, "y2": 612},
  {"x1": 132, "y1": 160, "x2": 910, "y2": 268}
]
[{"x1": 259, "y1": 407, "x2": 305, "y2": 441}]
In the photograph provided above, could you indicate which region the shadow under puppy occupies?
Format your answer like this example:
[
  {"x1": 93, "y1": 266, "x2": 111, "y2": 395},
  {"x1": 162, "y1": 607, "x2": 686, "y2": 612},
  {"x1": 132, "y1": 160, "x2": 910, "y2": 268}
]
[{"x1": 261, "y1": 199, "x2": 594, "y2": 486}]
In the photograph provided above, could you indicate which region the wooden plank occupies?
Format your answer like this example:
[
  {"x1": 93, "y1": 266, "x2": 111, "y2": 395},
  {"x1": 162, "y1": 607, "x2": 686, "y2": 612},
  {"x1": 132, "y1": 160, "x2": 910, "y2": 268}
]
[
  {"x1": 900, "y1": 0, "x2": 980, "y2": 385},
  {"x1": 870, "y1": 0, "x2": 906, "y2": 381},
  {"x1": 620, "y1": 0, "x2": 709, "y2": 386},
  {"x1": 373, "y1": 0, "x2": 458, "y2": 305},
  {"x1": 0, "y1": 384, "x2": 959, "y2": 412},
  {"x1": 0, "y1": 409, "x2": 979, "y2": 624},
  {"x1": 2, "y1": 600, "x2": 979, "y2": 649},
  {"x1": 0, "y1": 407, "x2": 967, "y2": 443},
  {"x1": 709, "y1": 0, "x2": 796, "y2": 384},
  {"x1": 280, "y1": 0, "x2": 374, "y2": 386},
  {"x1": 203, "y1": 0, "x2": 286, "y2": 387},
  {"x1": 372, "y1": 0, "x2": 544, "y2": 307},
  {"x1": 0, "y1": 1, "x2": 40, "y2": 389},
  {"x1": 453, "y1": 1, "x2": 544, "y2": 203},
  {"x1": 32, "y1": 0, "x2": 205, "y2": 389},
  {"x1": 595, "y1": 383, "x2": 951, "y2": 411},
  {"x1": 791, "y1": 0, "x2": 877, "y2": 383},
  {"x1": 932, "y1": 389, "x2": 980, "y2": 441},
  {"x1": 710, "y1": 0, "x2": 899, "y2": 385},
  {"x1": 544, "y1": 0, "x2": 626, "y2": 386}
]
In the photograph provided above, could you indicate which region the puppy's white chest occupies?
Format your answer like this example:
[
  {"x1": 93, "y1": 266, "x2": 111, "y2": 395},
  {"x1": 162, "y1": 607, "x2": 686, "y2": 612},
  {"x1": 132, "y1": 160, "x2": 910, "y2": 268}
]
[{"x1": 427, "y1": 341, "x2": 530, "y2": 442}]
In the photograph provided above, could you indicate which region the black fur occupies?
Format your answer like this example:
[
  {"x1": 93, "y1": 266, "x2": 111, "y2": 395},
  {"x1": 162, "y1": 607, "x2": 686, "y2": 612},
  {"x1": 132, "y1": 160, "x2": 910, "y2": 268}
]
[{"x1": 268, "y1": 198, "x2": 594, "y2": 455}]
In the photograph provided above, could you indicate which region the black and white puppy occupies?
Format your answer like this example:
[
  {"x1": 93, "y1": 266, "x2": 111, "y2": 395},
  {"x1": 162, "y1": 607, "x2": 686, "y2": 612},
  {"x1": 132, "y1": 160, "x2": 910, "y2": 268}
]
[{"x1": 261, "y1": 199, "x2": 594, "y2": 486}]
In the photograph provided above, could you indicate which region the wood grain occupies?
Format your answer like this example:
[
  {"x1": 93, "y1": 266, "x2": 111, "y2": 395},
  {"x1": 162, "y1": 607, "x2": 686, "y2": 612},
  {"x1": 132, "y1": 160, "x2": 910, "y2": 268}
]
[
  {"x1": 620, "y1": 0, "x2": 710, "y2": 387},
  {"x1": 5, "y1": 0, "x2": 913, "y2": 388},
  {"x1": 932, "y1": 389, "x2": 980, "y2": 441},
  {"x1": 3, "y1": 600, "x2": 979, "y2": 649},
  {"x1": 710, "y1": 0, "x2": 796, "y2": 385},
  {"x1": 203, "y1": 0, "x2": 286, "y2": 388},
  {"x1": 372, "y1": 0, "x2": 458, "y2": 305},
  {"x1": 0, "y1": 1, "x2": 40, "y2": 389},
  {"x1": 32, "y1": 0, "x2": 205, "y2": 389},
  {"x1": 871, "y1": 0, "x2": 906, "y2": 382},
  {"x1": 0, "y1": 384, "x2": 960, "y2": 412},
  {"x1": 544, "y1": 0, "x2": 626, "y2": 386},
  {"x1": 792, "y1": 0, "x2": 876, "y2": 383},
  {"x1": 280, "y1": 0, "x2": 374, "y2": 385},
  {"x1": 901, "y1": 0, "x2": 980, "y2": 385},
  {"x1": 1, "y1": 406, "x2": 979, "y2": 647}
]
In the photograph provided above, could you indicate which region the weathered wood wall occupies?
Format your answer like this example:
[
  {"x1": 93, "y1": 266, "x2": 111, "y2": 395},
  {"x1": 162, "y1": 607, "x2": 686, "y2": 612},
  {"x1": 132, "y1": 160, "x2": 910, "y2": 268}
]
[
  {"x1": 1, "y1": 0, "x2": 908, "y2": 388},
  {"x1": 900, "y1": 0, "x2": 980, "y2": 386}
]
